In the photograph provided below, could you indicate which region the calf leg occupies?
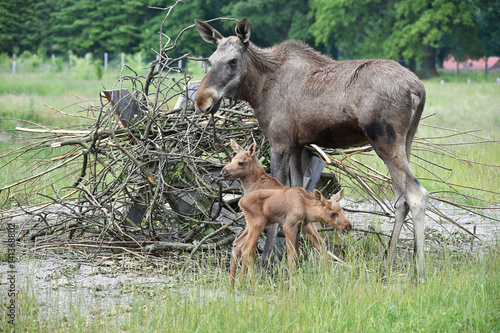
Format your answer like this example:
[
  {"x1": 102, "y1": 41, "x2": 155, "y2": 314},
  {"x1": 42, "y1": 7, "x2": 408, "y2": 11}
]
[
  {"x1": 301, "y1": 223, "x2": 329, "y2": 268},
  {"x1": 283, "y1": 222, "x2": 301, "y2": 270},
  {"x1": 230, "y1": 228, "x2": 248, "y2": 286},
  {"x1": 240, "y1": 221, "x2": 267, "y2": 284},
  {"x1": 301, "y1": 223, "x2": 324, "y2": 253},
  {"x1": 261, "y1": 148, "x2": 292, "y2": 268}
]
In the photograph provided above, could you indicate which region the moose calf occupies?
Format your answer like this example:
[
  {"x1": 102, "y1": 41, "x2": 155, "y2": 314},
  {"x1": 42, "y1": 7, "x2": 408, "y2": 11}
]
[
  {"x1": 222, "y1": 139, "x2": 328, "y2": 252},
  {"x1": 230, "y1": 187, "x2": 351, "y2": 285}
]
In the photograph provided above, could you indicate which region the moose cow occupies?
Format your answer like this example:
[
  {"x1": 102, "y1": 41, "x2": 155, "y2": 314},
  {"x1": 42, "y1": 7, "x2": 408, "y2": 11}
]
[{"x1": 194, "y1": 18, "x2": 428, "y2": 278}]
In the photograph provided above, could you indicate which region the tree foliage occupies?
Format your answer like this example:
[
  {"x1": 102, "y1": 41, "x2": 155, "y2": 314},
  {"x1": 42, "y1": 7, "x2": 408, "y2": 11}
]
[
  {"x1": 222, "y1": 0, "x2": 313, "y2": 47},
  {"x1": 311, "y1": 0, "x2": 482, "y2": 77},
  {"x1": 0, "y1": 0, "x2": 498, "y2": 77}
]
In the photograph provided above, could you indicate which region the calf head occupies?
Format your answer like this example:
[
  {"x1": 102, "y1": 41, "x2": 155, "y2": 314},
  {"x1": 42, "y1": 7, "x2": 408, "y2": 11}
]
[
  {"x1": 221, "y1": 139, "x2": 260, "y2": 179},
  {"x1": 314, "y1": 189, "x2": 352, "y2": 233},
  {"x1": 194, "y1": 18, "x2": 251, "y2": 114}
]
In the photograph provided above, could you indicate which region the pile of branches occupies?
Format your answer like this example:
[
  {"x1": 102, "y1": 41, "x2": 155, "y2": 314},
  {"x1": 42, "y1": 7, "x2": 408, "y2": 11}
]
[{"x1": 1, "y1": 5, "x2": 499, "y2": 260}]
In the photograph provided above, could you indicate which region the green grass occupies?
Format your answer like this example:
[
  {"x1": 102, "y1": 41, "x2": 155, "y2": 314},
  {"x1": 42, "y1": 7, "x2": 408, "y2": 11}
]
[
  {"x1": 2, "y1": 244, "x2": 499, "y2": 332},
  {"x1": 1, "y1": 70, "x2": 499, "y2": 332},
  {"x1": 1, "y1": 70, "x2": 499, "y2": 206}
]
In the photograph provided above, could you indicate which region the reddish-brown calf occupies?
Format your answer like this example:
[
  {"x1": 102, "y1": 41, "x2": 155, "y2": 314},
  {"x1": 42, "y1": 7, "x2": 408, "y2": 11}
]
[
  {"x1": 231, "y1": 187, "x2": 351, "y2": 285},
  {"x1": 222, "y1": 139, "x2": 341, "y2": 258}
]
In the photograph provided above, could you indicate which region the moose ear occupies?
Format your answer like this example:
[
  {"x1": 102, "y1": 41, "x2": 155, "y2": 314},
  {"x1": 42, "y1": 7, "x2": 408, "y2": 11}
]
[
  {"x1": 230, "y1": 139, "x2": 243, "y2": 153},
  {"x1": 314, "y1": 189, "x2": 327, "y2": 205},
  {"x1": 331, "y1": 188, "x2": 344, "y2": 202},
  {"x1": 235, "y1": 18, "x2": 251, "y2": 45},
  {"x1": 248, "y1": 142, "x2": 258, "y2": 156},
  {"x1": 194, "y1": 19, "x2": 223, "y2": 44}
]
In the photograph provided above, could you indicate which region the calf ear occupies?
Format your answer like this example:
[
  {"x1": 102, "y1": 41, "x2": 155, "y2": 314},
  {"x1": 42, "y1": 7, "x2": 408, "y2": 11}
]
[
  {"x1": 248, "y1": 142, "x2": 258, "y2": 156},
  {"x1": 331, "y1": 188, "x2": 344, "y2": 202},
  {"x1": 194, "y1": 19, "x2": 223, "y2": 44},
  {"x1": 230, "y1": 139, "x2": 242, "y2": 153},
  {"x1": 314, "y1": 189, "x2": 327, "y2": 205},
  {"x1": 235, "y1": 18, "x2": 251, "y2": 45}
]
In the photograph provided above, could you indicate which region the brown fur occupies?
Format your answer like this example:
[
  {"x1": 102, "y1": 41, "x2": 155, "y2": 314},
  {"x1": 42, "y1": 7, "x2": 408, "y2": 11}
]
[
  {"x1": 230, "y1": 188, "x2": 351, "y2": 285},
  {"x1": 222, "y1": 140, "x2": 350, "y2": 264}
]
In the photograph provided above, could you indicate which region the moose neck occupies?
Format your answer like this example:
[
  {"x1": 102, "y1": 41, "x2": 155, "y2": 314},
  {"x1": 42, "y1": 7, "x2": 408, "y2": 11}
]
[
  {"x1": 307, "y1": 202, "x2": 324, "y2": 222},
  {"x1": 239, "y1": 160, "x2": 268, "y2": 194},
  {"x1": 238, "y1": 44, "x2": 280, "y2": 108}
]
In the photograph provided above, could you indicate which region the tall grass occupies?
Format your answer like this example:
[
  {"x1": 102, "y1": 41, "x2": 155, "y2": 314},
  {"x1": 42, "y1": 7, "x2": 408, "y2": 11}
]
[
  {"x1": 1, "y1": 70, "x2": 499, "y2": 332},
  {"x1": 3, "y1": 245, "x2": 499, "y2": 332}
]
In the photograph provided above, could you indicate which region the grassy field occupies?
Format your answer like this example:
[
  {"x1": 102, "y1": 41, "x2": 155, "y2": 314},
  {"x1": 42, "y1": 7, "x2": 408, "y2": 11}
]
[
  {"x1": 1, "y1": 69, "x2": 499, "y2": 199},
  {"x1": 2, "y1": 245, "x2": 499, "y2": 332},
  {"x1": 1, "y1": 69, "x2": 500, "y2": 332}
]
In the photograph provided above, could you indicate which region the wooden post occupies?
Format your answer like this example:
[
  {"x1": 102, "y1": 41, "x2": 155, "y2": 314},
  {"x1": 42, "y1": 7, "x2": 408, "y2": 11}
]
[
  {"x1": 101, "y1": 89, "x2": 145, "y2": 227},
  {"x1": 12, "y1": 53, "x2": 16, "y2": 74},
  {"x1": 101, "y1": 89, "x2": 142, "y2": 127}
]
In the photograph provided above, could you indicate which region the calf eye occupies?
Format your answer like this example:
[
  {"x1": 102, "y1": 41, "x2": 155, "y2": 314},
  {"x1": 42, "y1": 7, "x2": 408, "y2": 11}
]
[
  {"x1": 229, "y1": 59, "x2": 237, "y2": 67},
  {"x1": 238, "y1": 162, "x2": 244, "y2": 166},
  {"x1": 331, "y1": 213, "x2": 336, "y2": 218}
]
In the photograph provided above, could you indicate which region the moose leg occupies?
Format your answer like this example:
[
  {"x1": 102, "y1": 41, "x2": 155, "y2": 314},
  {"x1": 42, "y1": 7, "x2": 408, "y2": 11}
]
[
  {"x1": 289, "y1": 145, "x2": 305, "y2": 187},
  {"x1": 386, "y1": 188, "x2": 409, "y2": 271},
  {"x1": 383, "y1": 151, "x2": 428, "y2": 279},
  {"x1": 261, "y1": 148, "x2": 292, "y2": 268},
  {"x1": 230, "y1": 228, "x2": 249, "y2": 286},
  {"x1": 241, "y1": 222, "x2": 267, "y2": 284}
]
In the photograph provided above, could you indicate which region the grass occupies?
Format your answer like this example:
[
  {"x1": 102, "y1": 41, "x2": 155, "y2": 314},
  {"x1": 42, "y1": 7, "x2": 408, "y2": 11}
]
[
  {"x1": 2, "y1": 243, "x2": 499, "y2": 332},
  {"x1": 1, "y1": 68, "x2": 499, "y2": 331}
]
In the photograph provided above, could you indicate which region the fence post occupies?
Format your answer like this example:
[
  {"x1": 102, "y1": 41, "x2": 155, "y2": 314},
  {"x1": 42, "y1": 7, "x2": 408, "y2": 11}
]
[
  {"x1": 86, "y1": 53, "x2": 91, "y2": 80},
  {"x1": 12, "y1": 53, "x2": 16, "y2": 74}
]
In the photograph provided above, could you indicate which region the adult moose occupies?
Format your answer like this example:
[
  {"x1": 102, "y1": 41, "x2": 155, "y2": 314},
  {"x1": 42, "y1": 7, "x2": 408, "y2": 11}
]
[{"x1": 194, "y1": 18, "x2": 428, "y2": 278}]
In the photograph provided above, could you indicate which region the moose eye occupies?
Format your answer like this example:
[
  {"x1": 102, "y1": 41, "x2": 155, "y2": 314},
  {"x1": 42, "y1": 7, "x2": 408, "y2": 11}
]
[
  {"x1": 331, "y1": 213, "x2": 337, "y2": 218},
  {"x1": 229, "y1": 59, "x2": 237, "y2": 67},
  {"x1": 238, "y1": 162, "x2": 244, "y2": 166}
]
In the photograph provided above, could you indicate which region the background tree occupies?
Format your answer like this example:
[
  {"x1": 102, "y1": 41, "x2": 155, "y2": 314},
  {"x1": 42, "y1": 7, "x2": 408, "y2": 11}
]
[
  {"x1": 0, "y1": 0, "x2": 497, "y2": 75},
  {"x1": 310, "y1": 0, "x2": 392, "y2": 60},
  {"x1": 386, "y1": 0, "x2": 478, "y2": 78},
  {"x1": 222, "y1": 0, "x2": 313, "y2": 47},
  {"x1": 476, "y1": 0, "x2": 500, "y2": 74},
  {"x1": 48, "y1": 0, "x2": 148, "y2": 55},
  {"x1": 0, "y1": 0, "x2": 47, "y2": 55},
  {"x1": 311, "y1": 0, "x2": 480, "y2": 78}
]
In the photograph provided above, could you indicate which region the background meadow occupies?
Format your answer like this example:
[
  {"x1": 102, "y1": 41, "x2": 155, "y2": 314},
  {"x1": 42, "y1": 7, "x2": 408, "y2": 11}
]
[{"x1": 1, "y1": 59, "x2": 499, "y2": 332}]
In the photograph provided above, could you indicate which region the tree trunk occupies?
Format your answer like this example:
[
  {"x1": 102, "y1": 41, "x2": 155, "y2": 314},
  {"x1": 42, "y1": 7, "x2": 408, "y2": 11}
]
[
  {"x1": 420, "y1": 44, "x2": 439, "y2": 79},
  {"x1": 485, "y1": 56, "x2": 489, "y2": 76},
  {"x1": 330, "y1": 43, "x2": 339, "y2": 60},
  {"x1": 409, "y1": 58, "x2": 417, "y2": 74}
]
